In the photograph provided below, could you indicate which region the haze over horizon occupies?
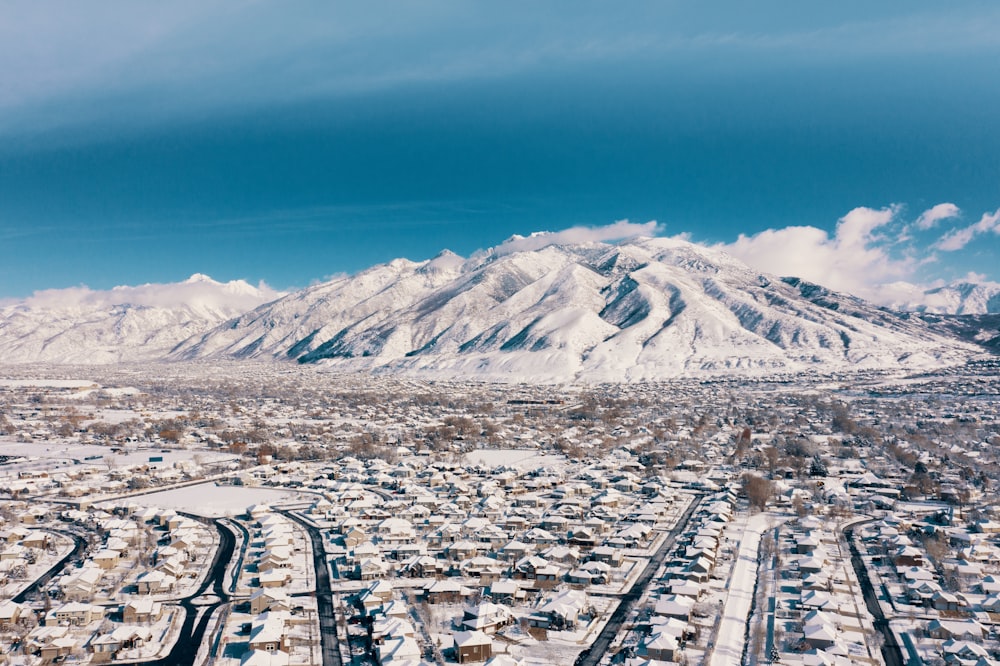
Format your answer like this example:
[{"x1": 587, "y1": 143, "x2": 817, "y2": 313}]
[{"x1": 1, "y1": 2, "x2": 998, "y2": 301}]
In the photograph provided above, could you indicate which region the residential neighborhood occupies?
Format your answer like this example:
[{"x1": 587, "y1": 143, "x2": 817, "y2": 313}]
[{"x1": 1, "y1": 360, "x2": 999, "y2": 665}]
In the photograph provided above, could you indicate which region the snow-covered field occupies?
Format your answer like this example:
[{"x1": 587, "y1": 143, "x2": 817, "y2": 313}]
[
  {"x1": 463, "y1": 448, "x2": 566, "y2": 470},
  {"x1": 0, "y1": 378, "x2": 97, "y2": 388},
  {"x1": 0, "y1": 437, "x2": 237, "y2": 472},
  {"x1": 127, "y1": 482, "x2": 316, "y2": 516}
]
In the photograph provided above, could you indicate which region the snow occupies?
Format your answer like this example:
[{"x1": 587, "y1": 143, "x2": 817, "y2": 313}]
[
  {"x1": 0, "y1": 439, "x2": 237, "y2": 473},
  {"x1": 0, "y1": 378, "x2": 97, "y2": 388},
  {"x1": 709, "y1": 511, "x2": 771, "y2": 666},
  {"x1": 0, "y1": 236, "x2": 981, "y2": 377},
  {"x1": 463, "y1": 449, "x2": 567, "y2": 472},
  {"x1": 127, "y1": 482, "x2": 315, "y2": 516},
  {"x1": 0, "y1": 275, "x2": 280, "y2": 364}
]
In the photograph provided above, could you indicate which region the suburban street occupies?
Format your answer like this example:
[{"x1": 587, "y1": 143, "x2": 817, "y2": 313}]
[
  {"x1": 145, "y1": 518, "x2": 236, "y2": 666},
  {"x1": 282, "y1": 509, "x2": 343, "y2": 666},
  {"x1": 574, "y1": 494, "x2": 704, "y2": 666},
  {"x1": 844, "y1": 523, "x2": 904, "y2": 666}
]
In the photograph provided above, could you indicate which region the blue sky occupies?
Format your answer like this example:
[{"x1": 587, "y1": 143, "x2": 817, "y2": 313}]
[{"x1": 1, "y1": 2, "x2": 999, "y2": 301}]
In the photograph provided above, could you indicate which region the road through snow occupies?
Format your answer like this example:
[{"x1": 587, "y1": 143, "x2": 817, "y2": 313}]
[{"x1": 708, "y1": 512, "x2": 771, "y2": 666}]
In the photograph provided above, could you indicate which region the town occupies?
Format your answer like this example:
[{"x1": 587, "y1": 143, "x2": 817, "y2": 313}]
[{"x1": 1, "y1": 359, "x2": 999, "y2": 666}]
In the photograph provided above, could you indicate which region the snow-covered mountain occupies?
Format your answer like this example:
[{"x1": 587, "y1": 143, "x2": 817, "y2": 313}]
[
  {"x1": 901, "y1": 282, "x2": 1000, "y2": 315},
  {"x1": 0, "y1": 275, "x2": 280, "y2": 364},
  {"x1": 169, "y1": 237, "x2": 982, "y2": 381}
]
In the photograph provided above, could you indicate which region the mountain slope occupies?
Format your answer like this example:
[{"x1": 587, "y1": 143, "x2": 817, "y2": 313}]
[
  {"x1": 0, "y1": 275, "x2": 279, "y2": 364},
  {"x1": 171, "y1": 237, "x2": 981, "y2": 380}
]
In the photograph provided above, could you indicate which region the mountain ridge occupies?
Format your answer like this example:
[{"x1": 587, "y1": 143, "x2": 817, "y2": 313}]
[
  {"x1": 0, "y1": 238, "x2": 993, "y2": 379},
  {"x1": 169, "y1": 237, "x2": 983, "y2": 381}
]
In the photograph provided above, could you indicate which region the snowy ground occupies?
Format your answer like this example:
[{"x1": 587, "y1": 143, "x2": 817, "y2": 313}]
[
  {"x1": 463, "y1": 448, "x2": 566, "y2": 471},
  {"x1": 0, "y1": 378, "x2": 98, "y2": 388},
  {"x1": 123, "y1": 482, "x2": 316, "y2": 517},
  {"x1": 709, "y1": 511, "x2": 771, "y2": 666},
  {"x1": 0, "y1": 437, "x2": 238, "y2": 475},
  {"x1": 0, "y1": 531, "x2": 75, "y2": 599}
]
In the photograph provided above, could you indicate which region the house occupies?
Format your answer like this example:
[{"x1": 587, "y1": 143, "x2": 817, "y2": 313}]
[
  {"x1": 372, "y1": 616, "x2": 416, "y2": 645},
  {"x1": 654, "y1": 594, "x2": 695, "y2": 622},
  {"x1": 48, "y1": 602, "x2": 104, "y2": 626},
  {"x1": 423, "y1": 579, "x2": 473, "y2": 604},
  {"x1": 589, "y1": 546, "x2": 624, "y2": 567},
  {"x1": 136, "y1": 569, "x2": 176, "y2": 594},
  {"x1": 38, "y1": 635, "x2": 78, "y2": 662},
  {"x1": 644, "y1": 629, "x2": 679, "y2": 662},
  {"x1": 343, "y1": 527, "x2": 368, "y2": 549},
  {"x1": 803, "y1": 615, "x2": 839, "y2": 651},
  {"x1": 513, "y1": 555, "x2": 561, "y2": 586},
  {"x1": 498, "y1": 540, "x2": 533, "y2": 562},
  {"x1": 260, "y1": 569, "x2": 292, "y2": 588},
  {"x1": 90, "y1": 626, "x2": 154, "y2": 663},
  {"x1": 931, "y1": 591, "x2": 966, "y2": 612},
  {"x1": 529, "y1": 589, "x2": 588, "y2": 630},
  {"x1": 378, "y1": 634, "x2": 421, "y2": 664},
  {"x1": 940, "y1": 639, "x2": 990, "y2": 663},
  {"x1": 241, "y1": 649, "x2": 290, "y2": 666},
  {"x1": 122, "y1": 598, "x2": 163, "y2": 624},
  {"x1": 927, "y1": 618, "x2": 986, "y2": 640},
  {"x1": 60, "y1": 566, "x2": 102, "y2": 601},
  {"x1": 357, "y1": 557, "x2": 391, "y2": 581},
  {"x1": 20, "y1": 531, "x2": 49, "y2": 549},
  {"x1": 454, "y1": 630, "x2": 492, "y2": 663},
  {"x1": 795, "y1": 534, "x2": 821, "y2": 555},
  {"x1": 488, "y1": 579, "x2": 525, "y2": 605},
  {"x1": 250, "y1": 589, "x2": 291, "y2": 616},
  {"x1": 568, "y1": 527, "x2": 597, "y2": 549},
  {"x1": 259, "y1": 546, "x2": 293, "y2": 571},
  {"x1": 893, "y1": 545, "x2": 924, "y2": 567},
  {"x1": 0, "y1": 599, "x2": 27, "y2": 629},
  {"x1": 462, "y1": 602, "x2": 515, "y2": 634},
  {"x1": 400, "y1": 554, "x2": 445, "y2": 578},
  {"x1": 248, "y1": 612, "x2": 290, "y2": 653},
  {"x1": 92, "y1": 548, "x2": 123, "y2": 570},
  {"x1": 366, "y1": 579, "x2": 395, "y2": 603}
]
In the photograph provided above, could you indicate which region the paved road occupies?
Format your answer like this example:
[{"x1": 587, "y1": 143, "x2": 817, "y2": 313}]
[
  {"x1": 13, "y1": 528, "x2": 88, "y2": 603},
  {"x1": 281, "y1": 509, "x2": 343, "y2": 666},
  {"x1": 574, "y1": 494, "x2": 704, "y2": 666},
  {"x1": 764, "y1": 526, "x2": 780, "y2": 661},
  {"x1": 12, "y1": 517, "x2": 236, "y2": 665},
  {"x1": 220, "y1": 517, "x2": 251, "y2": 595},
  {"x1": 144, "y1": 517, "x2": 236, "y2": 666},
  {"x1": 844, "y1": 523, "x2": 904, "y2": 666}
]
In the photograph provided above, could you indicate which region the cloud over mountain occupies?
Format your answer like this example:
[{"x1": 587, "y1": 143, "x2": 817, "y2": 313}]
[
  {"x1": 0, "y1": 275, "x2": 281, "y2": 364},
  {"x1": 718, "y1": 205, "x2": 914, "y2": 303}
]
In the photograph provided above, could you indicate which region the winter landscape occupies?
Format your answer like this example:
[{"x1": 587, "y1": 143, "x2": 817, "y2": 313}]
[
  {"x1": 2, "y1": 234, "x2": 1000, "y2": 666},
  {"x1": 4, "y1": 3, "x2": 1000, "y2": 666}
]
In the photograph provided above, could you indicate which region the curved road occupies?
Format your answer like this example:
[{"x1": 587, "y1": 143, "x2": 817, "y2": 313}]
[
  {"x1": 143, "y1": 517, "x2": 236, "y2": 666},
  {"x1": 574, "y1": 494, "x2": 704, "y2": 666},
  {"x1": 14, "y1": 529, "x2": 88, "y2": 603}
]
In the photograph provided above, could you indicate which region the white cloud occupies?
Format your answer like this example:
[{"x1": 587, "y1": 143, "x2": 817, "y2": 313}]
[
  {"x1": 934, "y1": 208, "x2": 1000, "y2": 251},
  {"x1": 494, "y1": 220, "x2": 661, "y2": 256},
  {"x1": 720, "y1": 205, "x2": 914, "y2": 302},
  {"x1": 12, "y1": 274, "x2": 282, "y2": 314},
  {"x1": 914, "y1": 202, "x2": 960, "y2": 230}
]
